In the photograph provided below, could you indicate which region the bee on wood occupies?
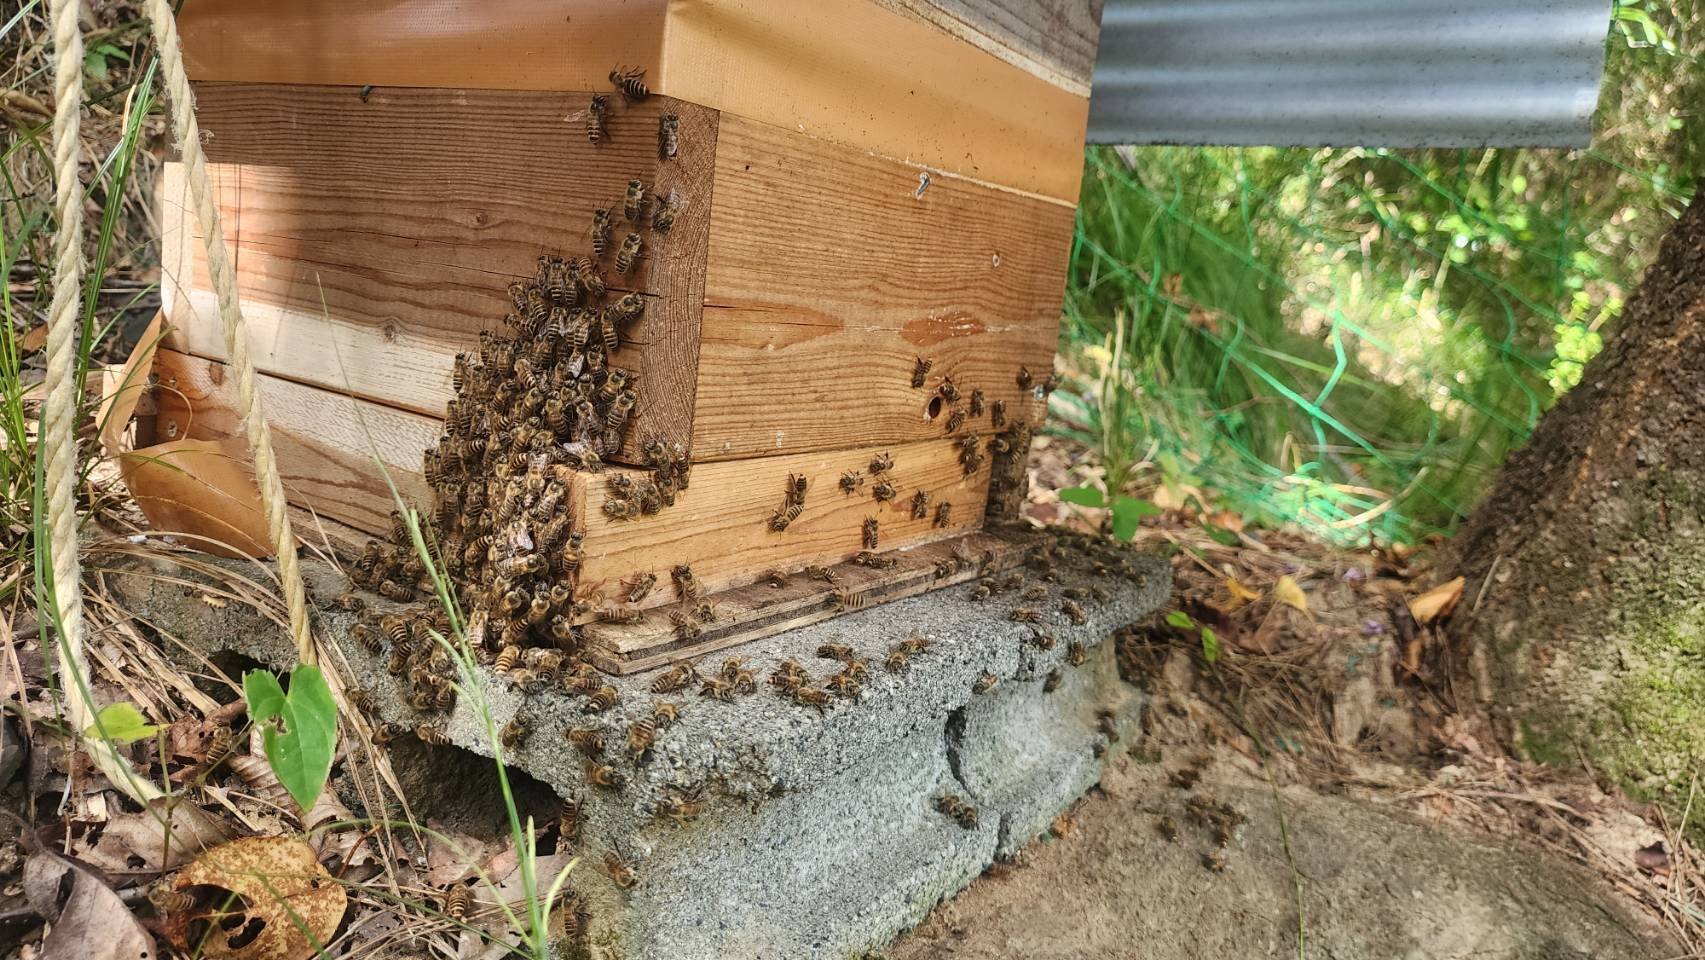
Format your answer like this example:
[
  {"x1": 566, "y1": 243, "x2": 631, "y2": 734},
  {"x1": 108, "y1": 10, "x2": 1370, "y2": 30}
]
[
  {"x1": 990, "y1": 398, "x2": 1007, "y2": 428},
  {"x1": 911, "y1": 357, "x2": 933, "y2": 388},
  {"x1": 609, "y1": 291, "x2": 645, "y2": 324},
  {"x1": 585, "y1": 208, "x2": 614, "y2": 260},
  {"x1": 560, "y1": 797, "x2": 583, "y2": 844},
  {"x1": 939, "y1": 377, "x2": 961, "y2": 404},
  {"x1": 567, "y1": 727, "x2": 605, "y2": 758},
  {"x1": 416, "y1": 722, "x2": 451, "y2": 746},
  {"x1": 651, "y1": 700, "x2": 681, "y2": 729},
  {"x1": 587, "y1": 761, "x2": 626, "y2": 789},
  {"x1": 945, "y1": 408, "x2": 966, "y2": 434},
  {"x1": 1017, "y1": 366, "x2": 1034, "y2": 391},
  {"x1": 500, "y1": 715, "x2": 532, "y2": 749},
  {"x1": 573, "y1": 255, "x2": 607, "y2": 299},
  {"x1": 610, "y1": 66, "x2": 649, "y2": 102},
  {"x1": 650, "y1": 189, "x2": 681, "y2": 233},
  {"x1": 870, "y1": 452, "x2": 894, "y2": 474},
  {"x1": 1066, "y1": 640, "x2": 1087, "y2": 667},
  {"x1": 862, "y1": 517, "x2": 880, "y2": 550},
  {"x1": 670, "y1": 609, "x2": 703, "y2": 640},
  {"x1": 972, "y1": 672, "x2": 999, "y2": 694},
  {"x1": 623, "y1": 178, "x2": 647, "y2": 223},
  {"x1": 615, "y1": 232, "x2": 643, "y2": 275},
  {"x1": 584, "y1": 686, "x2": 620, "y2": 712},
  {"x1": 834, "y1": 585, "x2": 868, "y2": 612},
  {"x1": 1061, "y1": 599, "x2": 1087, "y2": 626},
  {"x1": 1009, "y1": 606, "x2": 1042, "y2": 623},
  {"x1": 853, "y1": 550, "x2": 896, "y2": 570},
  {"x1": 883, "y1": 647, "x2": 910, "y2": 673},
  {"x1": 817, "y1": 642, "x2": 853, "y2": 661},
  {"x1": 839, "y1": 469, "x2": 864, "y2": 492},
  {"x1": 805, "y1": 564, "x2": 840, "y2": 584},
  {"x1": 624, "y1": 572, "x2": 658, "y2": 604},
  {"x1": 764, "y1": 569, "x2": 789, "y2": 588},
  {"x1": 671, "y1": 564, "x2": 703, "y2": 601},
  {"x1": 825, "y1": 671, "x2": 861, "y2": 697},
  {"x1": 969, "y1": 389, "x2": 985, "y2": 417},
  {"x1": 872, "y1": 480, "x2": 896, "y2": 502},
  {"x1": 627, "y1": 717, "x2": 658, "y2": 758},
  {"x1": 652, "y1": 661, "x2": 698, "y2": 693},
  {"x1": 586, "y1": 94, "x2": 610, "y2": 143},
  {"x1": 658, "y1": 113, "x2": 680, "y2": 158},
  {"x1": 1042, "y1": 372, "x2": 1062, "y2": 396},
  {"x1": 907, "y1": 489, "x2": 929, "y2": 520},
  {"x1": 934, "y1": 502, "x2": 952, "y2": 528}
]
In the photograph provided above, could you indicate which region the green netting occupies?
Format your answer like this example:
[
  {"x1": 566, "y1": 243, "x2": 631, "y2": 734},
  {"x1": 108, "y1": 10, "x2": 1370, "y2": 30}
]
[{"x1": 1055, "y1": 12, "x2": 1701, "y2": 544}]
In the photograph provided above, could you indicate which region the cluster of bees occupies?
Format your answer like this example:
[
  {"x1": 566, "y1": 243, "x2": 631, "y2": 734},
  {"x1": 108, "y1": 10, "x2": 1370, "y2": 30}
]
[{"x1": 934, "y1": 793, "x2": 980, "y2": 829}]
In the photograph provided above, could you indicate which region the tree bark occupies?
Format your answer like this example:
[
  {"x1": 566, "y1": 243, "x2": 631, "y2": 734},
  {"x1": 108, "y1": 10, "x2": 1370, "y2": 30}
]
[{"x1": 1450, "y1": 192, "x2": 1705, "y2": 805}]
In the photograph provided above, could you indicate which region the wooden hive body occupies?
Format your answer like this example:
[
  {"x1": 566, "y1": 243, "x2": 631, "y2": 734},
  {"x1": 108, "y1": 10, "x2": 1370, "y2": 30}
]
[{"x1": 152, "y1": 0, "x2": 1100, "y2": 670}]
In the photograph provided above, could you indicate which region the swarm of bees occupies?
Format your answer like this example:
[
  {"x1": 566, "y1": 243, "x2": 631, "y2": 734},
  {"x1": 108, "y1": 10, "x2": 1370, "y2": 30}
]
[{"x1": 769, "y1": 472, "x2": 808, "y2": 532}]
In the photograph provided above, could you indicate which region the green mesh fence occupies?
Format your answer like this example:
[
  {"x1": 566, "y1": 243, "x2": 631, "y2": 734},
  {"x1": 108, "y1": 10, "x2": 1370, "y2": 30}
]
[{"x1": 1055, "y1": 17, "x2": 1701, "y2": 544}]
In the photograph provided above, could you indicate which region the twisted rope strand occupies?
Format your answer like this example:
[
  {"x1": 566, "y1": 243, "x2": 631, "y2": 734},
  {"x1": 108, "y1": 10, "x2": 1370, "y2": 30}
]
[
  {"x1": 42, "y1": 0, "x2": 162, "y2": 803},
  {"x1": 145, "y1": 0, "x2": 314, "y2": 665}
]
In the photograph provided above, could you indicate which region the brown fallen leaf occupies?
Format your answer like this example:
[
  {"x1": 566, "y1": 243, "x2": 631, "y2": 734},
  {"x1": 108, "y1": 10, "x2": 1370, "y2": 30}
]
[
  {"x1": 1408, "y1": 576, "x2": 1466, "y2": 625},
  {"x1": 23, "y1": 852, "x2": 153, "y2": 960},
  {"x1": 19, "y1": 322, "x2": 49, "y2": 353},
  {"x1": 1273, "y1": 575, "x2": 1310, "y2": 617},
  {"x1": 165, "y1": 836, "x2": 346, "y2": 960},
  {"x1": 1635, "y1": 840, "x2": 1671, "y2": 878},
  {"x1": 79, "y1": 798, "x2": 231, "y2": 873}
]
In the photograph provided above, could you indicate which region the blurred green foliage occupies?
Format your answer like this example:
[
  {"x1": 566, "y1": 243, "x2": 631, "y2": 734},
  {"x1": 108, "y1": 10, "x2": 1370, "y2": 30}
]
[{"x1": 1056, "y1": 3, "x2": 1701, "y2": 544}]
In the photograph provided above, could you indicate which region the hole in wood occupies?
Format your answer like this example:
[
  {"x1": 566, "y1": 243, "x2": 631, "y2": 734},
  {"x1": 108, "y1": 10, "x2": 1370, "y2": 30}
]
[{"x1": 923, "y1": 395, "x2": 945, "y2": 421}]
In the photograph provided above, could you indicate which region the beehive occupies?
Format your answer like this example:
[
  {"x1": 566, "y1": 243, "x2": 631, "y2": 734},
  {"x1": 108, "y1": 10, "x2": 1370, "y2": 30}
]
[{"x1": 151, "y1": 0, "x2": 1098, "y2": 670}]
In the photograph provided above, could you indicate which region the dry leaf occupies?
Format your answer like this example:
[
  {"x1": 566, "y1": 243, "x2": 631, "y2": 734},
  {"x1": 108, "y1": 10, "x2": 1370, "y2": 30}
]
[
  {"x1": 97, "y1": 311, "x2": 163, "y2": 458},
  {"x1": 166, "y1": 836, "x2": 346, "y2": 960},
  {"x1": 1204, "y1": 510, "x2": 1244, "y2": 533},
  {"x1": 1409, "y1": 576, "x2": 1466, "y2": 625},
  {"x1": 73, "y1": 798, "x2": 231, "y2": 874},
  {"x1": 1224, "y1": 576, "x2": 1262, "y2": 606},
  {"x1": 1273, "y1": 575, "x2": 1309, "y2": 616},
  {"x1": 1635, "y1": 840, "x2": 1671, "y2": 877},
  {"x1": 23, "y1": 852, "x2": 152, "y2": 960},
  {"x1": 19, "y1": 322, "x2": 49, "y2": 353},
  {"x1": 119, "y1": 439, "x2": 272, "y2": 559}
]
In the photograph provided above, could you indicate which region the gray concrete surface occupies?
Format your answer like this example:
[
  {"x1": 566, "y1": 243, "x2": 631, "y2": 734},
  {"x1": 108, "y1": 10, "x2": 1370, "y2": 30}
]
[{"x1": 104, "y1": 544, "x2": 1169, "y2": 959}]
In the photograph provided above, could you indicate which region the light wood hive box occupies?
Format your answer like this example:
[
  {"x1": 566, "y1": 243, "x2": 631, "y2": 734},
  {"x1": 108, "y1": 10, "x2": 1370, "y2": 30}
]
[{"x1": 152, "y1": 0, "x2": 1101, "y2": 672}]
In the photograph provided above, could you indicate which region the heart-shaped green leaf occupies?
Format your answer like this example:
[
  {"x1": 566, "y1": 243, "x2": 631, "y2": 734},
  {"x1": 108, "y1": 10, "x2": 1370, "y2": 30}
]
[
  {"x1": 243, "y1": 666, "x2": 338, "y2": 813},
  {"x1": 1110, "y1": 496, "x2": 1161, "y2": 540}
]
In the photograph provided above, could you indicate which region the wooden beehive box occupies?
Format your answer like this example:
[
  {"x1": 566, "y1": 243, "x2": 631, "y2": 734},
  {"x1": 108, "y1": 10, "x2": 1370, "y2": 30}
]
[{"x1": 151, "y1": 0, "x2": 1099, "y2": 671}]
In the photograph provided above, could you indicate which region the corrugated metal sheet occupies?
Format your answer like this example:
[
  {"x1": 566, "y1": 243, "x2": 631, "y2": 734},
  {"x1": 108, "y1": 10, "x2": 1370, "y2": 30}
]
[{"x1": 1088, "y1": 0, "x2": 1611, "y2": 147}]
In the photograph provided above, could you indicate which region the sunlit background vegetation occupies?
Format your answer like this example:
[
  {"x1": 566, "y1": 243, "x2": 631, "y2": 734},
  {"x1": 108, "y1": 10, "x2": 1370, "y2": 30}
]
[{"x1": 1053, "y1": 0, "x2": 1702, "y2": 544}]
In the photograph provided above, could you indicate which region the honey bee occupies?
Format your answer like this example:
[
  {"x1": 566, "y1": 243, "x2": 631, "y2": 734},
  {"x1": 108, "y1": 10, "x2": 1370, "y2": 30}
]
[
  {"x1": 1009, "y1": 606, "x2": 1042, "y2": 623},
  {"x1": 934, "y1": 502, "x2": 952, "y2": 527},
  {"x1": 574, "y1": 255, "x2": 607, "y2": 299},
  {"x1": 817, "y1": 642, "x2": 853, "y2": 661},
  {"x1": 1017, "y1": 366, "x2": 1034, "y2": 391},
  {"x1": 609, "y1": 66, "x2": 649, "y2": 102},
  {"x1": 378, "y1": 579, "x2": 414, "y2": 602},
  {"x1": 853, "y1": 551, "x2": 896, "y2": 570},
  {"x1": 568, "y1": 727, "x2": 605, "y2": 758},
  {"x1": 651, "y1": 700, "x2": 681, "y2": 729},
  {"x1": 500, "y1": 715, "x2": 532, "y2": 748},
  {"x1": 381, "y1": 614, "x2": 412, "y2": 648},
  {"x1": 1061, "y1": 599, "x2": 1087, "y2": 626},
  {"x1": 671, "y1": 564, "x2": 702, "y2": 600},
  {"x1": 862, "y1": 517, "x2": 880, "y2": 550},
  {"x1": 945, "y1": 409, "x2": 966, "y2": 434},
  {"x1": 805, "y1": 565, "x2": 841, "y2": 584},
  {"x1": 586, "y1": 94, "x2": 610, "y2": 143},
  {"x1": 609, "y1": 291, "x2": 645, "y2": 323},
  {"x1": 659, "y1": 785, "x2": 706, "y2": 825},
  {"x1": 560, "y1": 797, "x2": 583, "y2": 843},
  {"x1": 825, "y1": 671, "x2": 861, "y2": 697},
  {"x1": 587, "y1": 761, "x2": 626, "y2": 789},
  {"x1": 834, "y1": 585, "x2": 868, "y2": 612},
  {"x1": 839, "y1": 469, "x2": 864, "y2": 492},
  {"x1": 764, "y1": 569, "x2": 789, "y2": 588},
  {"x1": 1042, "y1": 372, "x2": 1062, "y2": 396},
  {"x1": 615, "y1": 232, "x2": 643, "y2": 275},
  {"x1": 911, "y1": 357, "x2": 933, "y2": 388},
  {"x1": 350, "y1": 622, "x2": 383, "y2": 654},
  {"x1": 883, "y1": 647, "x2": 910, "y2": 672},
  {"x1": 416, "y1": 722, "x2": 451, "y2": 746},
  {"x1": 584, "y1": 686, "x2": 620, "y2": 712},
  {"x1": 650, "y1": 189, "x2": 680, "y2": 233},
  {"x1": 627, "y1": 717, "x2": 658, "y2": 758},
  {"x1": 872, "y1": 480, "x2": 896, "y2": 502},
  {"x1": 624, "y1": 572, "x2": 658, "y2": 604},
  {"x1": 968, "y1": 582, "x2": 993, "y2": 601},
  {"x1": 899, "y1": 633, "x2": 931, "y2": 655},
  {"x1": 652, "y1": 661, "x2": 697, "y2": 693},
  {"x1": 907, "y1": 489, "x2": 929, "y2": 519},
  {"x1": 623, "y1": 178, "x2": 647, "y2": 223},
  {"x1": 331, "y1": 591, "x2": 365, "y2": 613},
  {"x1": 372, "y1": 721, "x2": 409, "y2": 745},
  {"x1": 1066, "y1": 641, "x2": 1087, "y2": 667},
  {"x1": 869, "y1": 452, "x2": 894, "y2": 474},
  {"x1": 698, "y1": 676, "x2": 734, "y2": 702},
  {"x1": 1021, "y1": 584, "x2": 1048, "y2": 601},
  {"x1": 969, "y1": 389, "x2": 985, "y2": 417},
  {"x1": 670, "y1": 609, "x2": 703, "y2": 640},
  {"x1": 148, "y1": 881, "x2": 196, "y2": 915},
  {"x1": 720, "y1": 659, "x2": 757, "y2": 694},
  {"x1": 1043, "y1": 668, "x2": 1063, "y2": 692},
  {"x1": 658, "y1": 113, "x2": 680, "y2": 158},
  {"x1": 791, "y1": 686, "x2": 832, "y2": 712},
  {"x1": 973, "y1": 672, "x2": 1000, "y2": 694},
  {"x1": 603, "y1": 848, "x2": 638, "y2": 889},
  {"x1": 494, "y1": 644, "x2": 521, "y2": 673}
]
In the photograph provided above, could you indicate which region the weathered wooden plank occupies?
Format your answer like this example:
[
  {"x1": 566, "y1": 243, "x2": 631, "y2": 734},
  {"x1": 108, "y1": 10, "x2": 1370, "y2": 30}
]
[
  {"x1": 574, "y1": 437, "x2": 990, "y2": 616},
  {"x1": 692, "y1": 115, "x2": 1066, "y2": 460},
  {"x1": 151, "y1": 349, "x2": 439, "y2": 535},
  {"x1": 583, "y1": 531, "x2": 1028, "y2": 674},
  {"x1": 876, "y1": 0, "x2": 1103, "y2": 94},
  {"x1": 177, "y1": 0, "x2": 1091, "y2": 202},
  {"x1": 160, "y1": 83, "x2": 717, "y2": 460}
]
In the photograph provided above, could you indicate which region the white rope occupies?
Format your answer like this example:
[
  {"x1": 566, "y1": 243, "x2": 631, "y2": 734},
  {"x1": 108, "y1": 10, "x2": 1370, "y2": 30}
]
[
  {"x1": 41, "y1": 0, "x2": 162, "y2": 804},
  {"x1": 144, "y1": 0, "x2": 315, "y2": 666}
]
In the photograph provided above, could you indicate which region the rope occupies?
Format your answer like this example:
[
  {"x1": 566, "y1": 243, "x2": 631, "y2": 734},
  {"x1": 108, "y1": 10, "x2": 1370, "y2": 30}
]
[
  {"x1": 144, "y1": 0, "x2": 315, "y2": 666},
  {"x1": 41, "y1": 0, "x2": 162, "y2": 803}
]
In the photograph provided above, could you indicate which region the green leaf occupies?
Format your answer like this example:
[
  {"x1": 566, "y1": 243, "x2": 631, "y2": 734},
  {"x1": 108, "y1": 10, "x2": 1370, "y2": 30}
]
[
  {"x1": 85, "y1": 702, "x2": 160, "y2": 744},
  {"x1": 1203, "y1": 523, "x2": 1240, "y2": 547},
  {"x1": 1110, "y1": 496, "x2": 1161, "y2": 540},
  {"x1": 1057, "y1": 486, "x2": 1106, "y2": 508},
  {"x1": 82, "y1": 49, "x2": 108, "y2": 82},
  {"x1": 1165, "y1": 610, "x2": 1196, "y2": 630},
  {"x1": 1200, "y1": 626, "x2": 1220, "y2": 665},
  {"x1": 244, "y1": 666, "x2": 339, "y2": 812}
]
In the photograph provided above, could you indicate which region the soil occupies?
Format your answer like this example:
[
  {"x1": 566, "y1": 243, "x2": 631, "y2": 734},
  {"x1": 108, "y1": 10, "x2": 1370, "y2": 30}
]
[{"x1": 893, "y1": 757, "x2": 1674, "y2": 960}]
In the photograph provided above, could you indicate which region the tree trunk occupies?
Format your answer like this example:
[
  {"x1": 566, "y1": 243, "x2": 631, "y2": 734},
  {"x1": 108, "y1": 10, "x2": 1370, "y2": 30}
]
[{"x1": 1450, "y1": 192, "x2": 1705, "y2": 808}]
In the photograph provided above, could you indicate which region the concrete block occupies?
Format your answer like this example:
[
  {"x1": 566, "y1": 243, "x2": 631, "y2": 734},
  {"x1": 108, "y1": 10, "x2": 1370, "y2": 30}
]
[{"x1": 108, "y1": 544, "x2": 1169, "y2": 959}]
